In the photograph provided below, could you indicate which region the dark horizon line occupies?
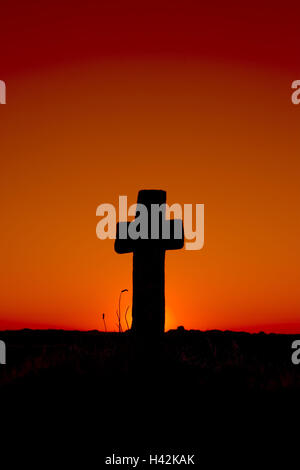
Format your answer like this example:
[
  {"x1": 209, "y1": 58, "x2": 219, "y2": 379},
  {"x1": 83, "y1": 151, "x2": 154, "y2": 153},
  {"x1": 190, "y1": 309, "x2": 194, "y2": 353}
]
[{"x1": 1, "y1": 327, "x2": 300, "y2": 336}]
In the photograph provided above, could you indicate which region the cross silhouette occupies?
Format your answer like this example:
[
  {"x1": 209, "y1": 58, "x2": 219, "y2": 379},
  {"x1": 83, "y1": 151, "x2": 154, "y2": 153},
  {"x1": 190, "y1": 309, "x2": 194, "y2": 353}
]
[{"x1": 115, "y1": 190, "x2": 184, "y2": 337}]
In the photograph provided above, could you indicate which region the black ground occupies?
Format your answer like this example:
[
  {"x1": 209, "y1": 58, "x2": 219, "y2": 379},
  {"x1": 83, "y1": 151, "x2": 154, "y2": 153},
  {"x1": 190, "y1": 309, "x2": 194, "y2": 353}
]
[{"x1": 1, "y1": 328, "x2": 299, "y2": 465}]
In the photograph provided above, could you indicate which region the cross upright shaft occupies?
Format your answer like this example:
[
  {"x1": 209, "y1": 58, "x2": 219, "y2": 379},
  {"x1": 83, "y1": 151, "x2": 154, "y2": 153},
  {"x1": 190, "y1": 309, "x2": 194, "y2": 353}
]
[{"x1": 115, "y1": 190, "x2": 184, "y2": 337}]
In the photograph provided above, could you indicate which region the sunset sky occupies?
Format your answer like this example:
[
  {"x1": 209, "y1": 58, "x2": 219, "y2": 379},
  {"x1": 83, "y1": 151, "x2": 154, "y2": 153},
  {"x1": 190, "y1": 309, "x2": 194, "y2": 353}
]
[{"x1": 1, "y1": 0, "x2": 300, "y2": 332}]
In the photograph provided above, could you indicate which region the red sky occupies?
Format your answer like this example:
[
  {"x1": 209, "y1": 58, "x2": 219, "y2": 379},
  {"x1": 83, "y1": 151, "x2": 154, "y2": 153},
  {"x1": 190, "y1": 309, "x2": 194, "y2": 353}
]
[{"x1": 1, "y1": 0, "x2": 300, "y2": 332}]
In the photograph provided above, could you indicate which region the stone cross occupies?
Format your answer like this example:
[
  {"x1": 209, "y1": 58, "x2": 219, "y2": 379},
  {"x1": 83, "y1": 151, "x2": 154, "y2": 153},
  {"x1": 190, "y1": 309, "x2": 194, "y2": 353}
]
[{"x1": 115, "y1": 190, "x2": 184, "y2": 337}]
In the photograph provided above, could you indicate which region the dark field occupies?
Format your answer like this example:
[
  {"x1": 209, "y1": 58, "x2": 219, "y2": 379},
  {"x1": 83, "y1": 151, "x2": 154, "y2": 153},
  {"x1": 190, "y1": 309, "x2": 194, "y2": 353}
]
[
  {"x1": 1, "y1": 328, "x2": 299, "y2": 461},
  {"x1": 1, "y1": 328, "x2": 299, "y2": 392}
]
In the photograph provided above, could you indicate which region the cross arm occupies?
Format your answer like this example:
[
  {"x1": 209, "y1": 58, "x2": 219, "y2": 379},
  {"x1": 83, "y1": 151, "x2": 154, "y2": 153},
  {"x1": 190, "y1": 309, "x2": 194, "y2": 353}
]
[
  {"x1": 114, "y1": 222, "x2": 135, "y2": 254},
  {"x1": 115, "y1": 219, "x2": 184, "y2": 253},
  {"x1": 162, "y1": 219, "x2": 184, "y2": 250}
]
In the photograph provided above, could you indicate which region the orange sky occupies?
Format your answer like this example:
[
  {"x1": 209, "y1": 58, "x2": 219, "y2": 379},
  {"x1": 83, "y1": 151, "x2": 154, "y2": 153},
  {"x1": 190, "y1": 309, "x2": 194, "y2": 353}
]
[{"x1": 1, "y1": 1, "x2": 300, "y2": 332}]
